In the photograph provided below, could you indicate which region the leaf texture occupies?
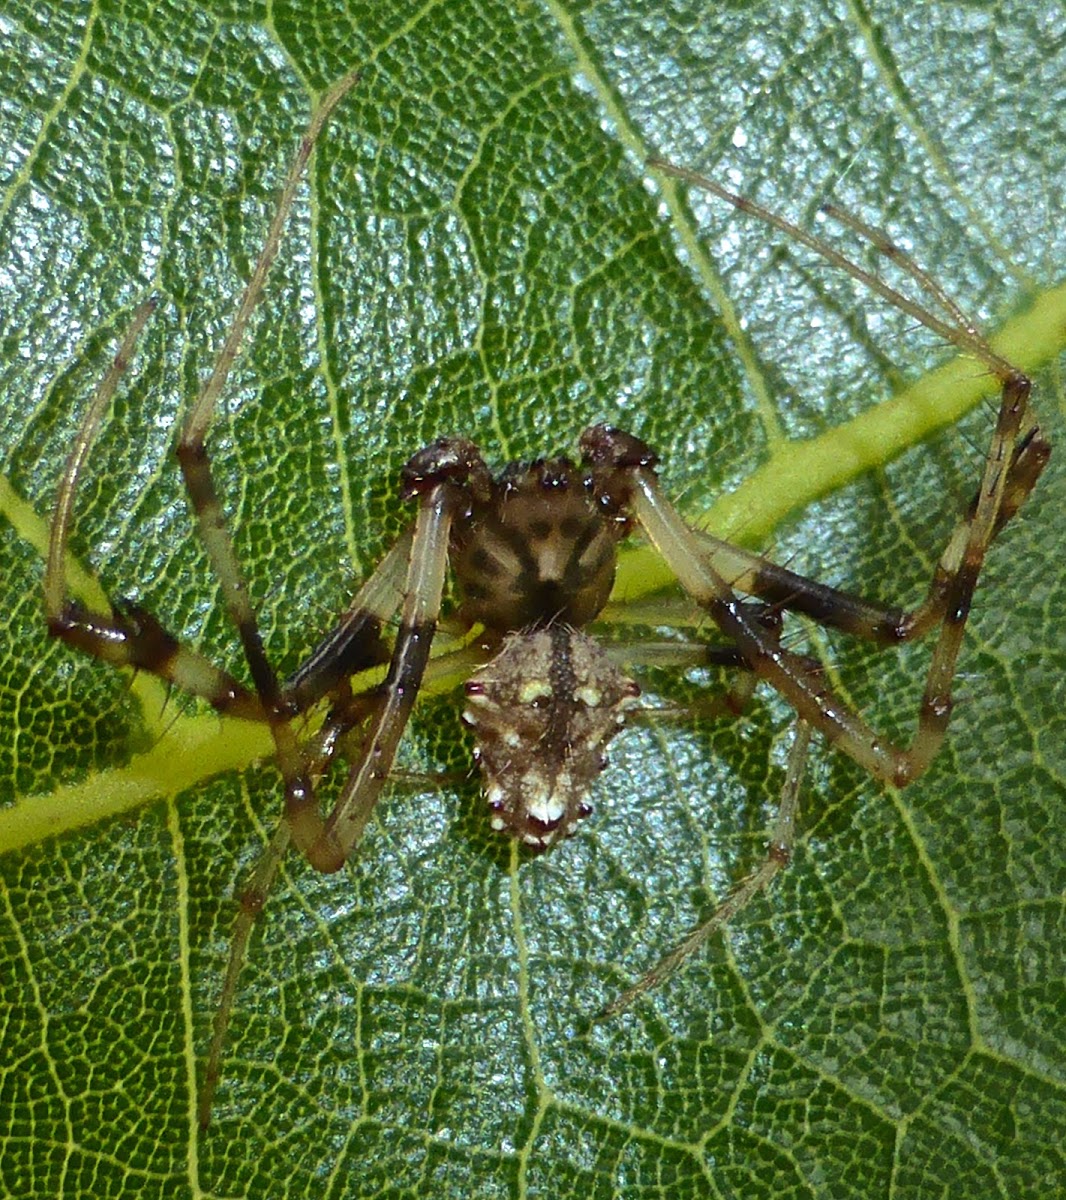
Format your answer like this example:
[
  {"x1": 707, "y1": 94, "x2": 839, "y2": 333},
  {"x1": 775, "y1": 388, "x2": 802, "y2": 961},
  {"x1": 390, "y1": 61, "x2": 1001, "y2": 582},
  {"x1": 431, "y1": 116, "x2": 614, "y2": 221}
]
[{"x1": 2, "y1": 2, "x2": 1064, "y2": 1197}]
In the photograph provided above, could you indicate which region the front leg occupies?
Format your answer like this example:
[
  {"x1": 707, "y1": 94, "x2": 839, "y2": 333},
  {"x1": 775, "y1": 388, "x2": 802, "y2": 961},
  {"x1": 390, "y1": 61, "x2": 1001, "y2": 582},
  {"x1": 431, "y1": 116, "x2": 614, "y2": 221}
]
[
  {"x1": 295, "y1": 439, "x2": 484, "y2": 871},
  {"x1": 687, "y1": 419, "x2": 1049, "y2": 647},
  {"x1": 43, "y1": 297, "x2": 264, "y2": 722},
  {"x1": 199, "y1": 437, "x2": 481, "y2": 1124},
  {"x1": 580, "y1": 419, "x2": 1039, "y2": 788}
]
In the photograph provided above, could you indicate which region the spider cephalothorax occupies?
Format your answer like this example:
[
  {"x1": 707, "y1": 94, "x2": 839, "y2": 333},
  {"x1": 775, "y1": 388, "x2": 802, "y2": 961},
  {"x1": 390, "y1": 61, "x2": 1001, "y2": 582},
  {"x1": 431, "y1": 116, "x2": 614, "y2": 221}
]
[{"x1": 43, "y1": 69, "x2": 1049, "y2": 1127}]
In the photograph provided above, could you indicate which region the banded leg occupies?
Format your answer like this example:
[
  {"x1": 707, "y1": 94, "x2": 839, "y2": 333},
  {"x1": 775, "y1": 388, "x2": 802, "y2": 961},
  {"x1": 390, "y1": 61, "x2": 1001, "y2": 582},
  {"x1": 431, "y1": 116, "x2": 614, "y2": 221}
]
[
  {"x1": 49, "y1": 73, "x2": 365, "y2": 747},
  {"x1": 292, "y1": 441, "x2": 480, "y2": 871},
  {"x1": 587, "y1": 160, "x2": 1047, "y2": 785},
  {"x1": 688, "y1": 418, "x2": 1050, "y2": 649},
  {"x1": 175, "y1": 67, "x2": 361, "y2": 850},
  {"x1": 581, "y1": 164, "x2": 1048, "y2": 1007},
  {"x1": 200, "y1": 439, "x2": 477, "y2": 1125},
  {"x1": 594, "y1": 423, "x2": 1047, "y2": 1009},
  {"x1": 586, "y1": 422, "x2": 1037, "y2": 787},
  {"x1": 646, "y1": 159, "x2": 1046, "y2": 678},
  {"x1": 584, "y1": 412, "x2": 1044, "y2": 1012},
  {"x1": 284, "y1": 529, "x2": 413, "y2": 709},
  {"x1": 289, "y1": 485, "x2": 459, "y2": 869},
  {"x1": 44, "y1": 299, "x2": 266, "y2": 721},
  {"x1": 198, "y1": 518, "x2": 425, "y2": 1128}
]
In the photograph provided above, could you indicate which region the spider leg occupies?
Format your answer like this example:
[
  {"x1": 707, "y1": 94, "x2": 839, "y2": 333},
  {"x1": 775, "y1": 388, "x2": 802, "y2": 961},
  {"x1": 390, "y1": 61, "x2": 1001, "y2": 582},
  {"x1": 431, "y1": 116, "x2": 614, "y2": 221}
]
[
  {"x1": 125, "y1": 71, "x2": 360, "y2": 1126},
  {"x1": 595, "y1": 604, "x2": 810, "y2": 1015},
  {"x1": 295, "y1": 469, "x2": 466, "y2": 872},
  {"x1": 284, "y1": 528, "x2": 413, "y2": 708},
  {"x1": 45, "y1": 297, "x2": 157, "y2": 621},
  {"x1": 174, "y1": 68, "x2": 360, "y2": 842},
  {"x1": 599, "y1": 718, "x2": 812, "y2": 1018},
  {"x1": 647, "y1": 156, "x2": 1050, "y2": 643},
  {"x1": 43, "y1": 298, "x2": 265, "y2": 720},
  {"x1": 620, "y1": 646, "x2": 759, "y2": 725},
  {"x1": 197, "y1": 511, "x2": 433, "y2": 1127},
  {"x1": 818, "y1": 201, "x2": 991, "y2": 350},
  {"x1": 583, "y1": 415, "x2": 1036, "y2": 788},
  {"x1": 600, "y1": 417, "x2": 1051, "y2": 1017},
  {"x1": 200, "y1": 437, "x2": 477, "y2": 1126},
  {"x1": 603, "y1": 603, "x2": 789, "y2": 721},
  {"x1": 647, "y1": 157, "x2": 1030, "y2": 393},
  {"x1": 583, "y1": 169, "x2": 1048, "y2": 1014},
  {"x1": 688, "y1": 418, "x2": 1049, "y2": 647},
  {"x1": 645, "y1": 161, "x2": 1048, "y2": 681},
  {"x1": 197, "y1": 814, "x2": 290, "y2": 1129}
]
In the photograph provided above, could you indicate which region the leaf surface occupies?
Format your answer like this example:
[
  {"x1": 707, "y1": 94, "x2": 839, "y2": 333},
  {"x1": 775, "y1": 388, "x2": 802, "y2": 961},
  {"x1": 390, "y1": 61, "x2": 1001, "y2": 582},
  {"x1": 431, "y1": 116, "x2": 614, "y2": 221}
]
[{"x1": 2, "y1": 2, "x2": 1064, "y2": 1197}]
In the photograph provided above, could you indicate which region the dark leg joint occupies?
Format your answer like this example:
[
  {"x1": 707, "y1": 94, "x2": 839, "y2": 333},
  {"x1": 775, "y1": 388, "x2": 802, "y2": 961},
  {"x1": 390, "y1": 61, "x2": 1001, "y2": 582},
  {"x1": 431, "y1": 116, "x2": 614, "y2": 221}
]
[
  {"x1": 112, "y1": 599, "x2": 180, "y2": 668},
  {"x1": 239, "y1": 886, "x2": 268, "y2": 918},
  {"x1": 919, "y1": 691, "x2": 954, "y2": 744},
  {"x1": 175, "y1": 439, "x2": 208, "y2": 470},
  {"x1": 944, "y1": 564, "x2": 979, "y2": 626}
]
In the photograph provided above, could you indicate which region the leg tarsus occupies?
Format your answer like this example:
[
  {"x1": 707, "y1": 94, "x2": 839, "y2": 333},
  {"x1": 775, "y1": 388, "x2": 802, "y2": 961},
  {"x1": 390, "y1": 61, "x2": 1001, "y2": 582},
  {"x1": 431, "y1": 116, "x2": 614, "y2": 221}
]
[
  {"x1": 599, "y1": 720, "x2": 812, "y2": 1019},
  {"x1": 198, "y1": 819, "x2": 292, "y2": 1130}
]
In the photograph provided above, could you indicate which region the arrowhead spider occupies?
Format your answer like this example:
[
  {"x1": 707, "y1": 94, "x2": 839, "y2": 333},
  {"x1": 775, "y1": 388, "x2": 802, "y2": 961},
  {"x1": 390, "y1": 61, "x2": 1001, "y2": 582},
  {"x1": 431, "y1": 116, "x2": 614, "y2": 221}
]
[{"x1": 43, "y1": 67, "x2": 1049, "y2": 1128}]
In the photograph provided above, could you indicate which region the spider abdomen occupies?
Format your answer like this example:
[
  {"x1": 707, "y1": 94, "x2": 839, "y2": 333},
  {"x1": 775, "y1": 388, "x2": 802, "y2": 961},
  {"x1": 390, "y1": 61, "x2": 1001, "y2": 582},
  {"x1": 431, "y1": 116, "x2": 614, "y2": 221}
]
[{"x1": 462, "y1": 625, "x2": 640, "y2": 852}]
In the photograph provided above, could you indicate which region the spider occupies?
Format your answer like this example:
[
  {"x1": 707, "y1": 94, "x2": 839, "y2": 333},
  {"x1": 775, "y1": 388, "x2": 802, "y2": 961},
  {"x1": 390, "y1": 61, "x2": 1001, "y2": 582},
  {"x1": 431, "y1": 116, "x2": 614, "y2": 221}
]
[{"x1": 44, "y1": 67, "x2": 1049, "y2": 1129}]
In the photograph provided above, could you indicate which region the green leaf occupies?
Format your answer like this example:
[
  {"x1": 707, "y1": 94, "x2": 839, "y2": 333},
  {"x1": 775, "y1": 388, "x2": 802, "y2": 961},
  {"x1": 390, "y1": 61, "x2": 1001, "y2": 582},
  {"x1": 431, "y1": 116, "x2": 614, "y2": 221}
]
[{"x1": 2, "y1": 2, "x2": 1063, "y2": 1197}]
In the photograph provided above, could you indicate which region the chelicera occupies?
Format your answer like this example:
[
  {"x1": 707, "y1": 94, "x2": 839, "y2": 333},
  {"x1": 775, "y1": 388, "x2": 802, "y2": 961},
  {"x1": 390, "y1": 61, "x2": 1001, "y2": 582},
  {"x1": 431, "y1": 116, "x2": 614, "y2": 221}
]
[{"x1": 43, "y1": 68, "x2": 1049, "y2": 1127}]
